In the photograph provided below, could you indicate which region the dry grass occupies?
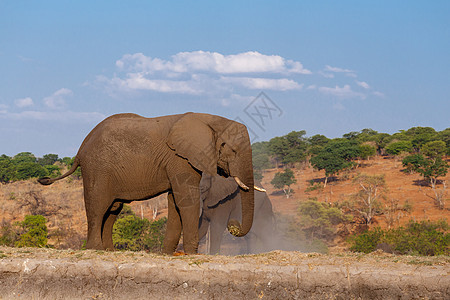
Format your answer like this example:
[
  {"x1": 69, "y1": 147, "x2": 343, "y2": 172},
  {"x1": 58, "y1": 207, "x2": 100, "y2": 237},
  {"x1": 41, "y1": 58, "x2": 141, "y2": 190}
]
[{"x1": 0, "y1": 155, "x2": 448, "y2": 250}]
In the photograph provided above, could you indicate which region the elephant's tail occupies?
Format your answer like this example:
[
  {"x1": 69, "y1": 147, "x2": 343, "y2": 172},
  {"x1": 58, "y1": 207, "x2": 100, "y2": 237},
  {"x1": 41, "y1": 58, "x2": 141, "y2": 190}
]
[{"x1": 38, "y1": 157, "x2": 80, "y2": 185}]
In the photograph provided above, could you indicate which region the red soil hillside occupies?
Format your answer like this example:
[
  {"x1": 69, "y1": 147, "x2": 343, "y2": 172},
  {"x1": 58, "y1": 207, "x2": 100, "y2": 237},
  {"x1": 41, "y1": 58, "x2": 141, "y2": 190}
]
[{"x1": 261, "y1": 155, "x2": 449, "y2": 228}]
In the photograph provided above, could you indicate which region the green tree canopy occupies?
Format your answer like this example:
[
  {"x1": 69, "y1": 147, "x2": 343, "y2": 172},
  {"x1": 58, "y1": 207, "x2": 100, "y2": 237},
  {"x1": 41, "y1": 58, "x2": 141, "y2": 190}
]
[
  {"x1": 15, "y1": 162, "x2": 48, "y2": 180},
  {"x1": 271, "y1": 168, "x2": 297, "y2": 198},
  {"x1": 37, "y1": 154, "x2": 59, "y2": 166},
  {"x1": 310, "y1": 139, "x2": 359, "y2": 186},
  {"x1": 0, "y1": 155, "x2": 16, "y2": 183},
  {"x1": 15, "y1": 215, "x2": 48, "y2": 248},
  {"x1": 358, "y1": 144, "x2": 377, "y2": 160},
  {"x1": 421, "y1": 141, "x2": 446, "y2": 158},
  {"x1": 298, "y1": 198, "x2": 349, "y2": 241},
  {"x1": 385, "y1": 140, "x2": 413, "y2": 156},
  {"x1": 12, "y1": 152, "x2": 36, "y2": 164}
]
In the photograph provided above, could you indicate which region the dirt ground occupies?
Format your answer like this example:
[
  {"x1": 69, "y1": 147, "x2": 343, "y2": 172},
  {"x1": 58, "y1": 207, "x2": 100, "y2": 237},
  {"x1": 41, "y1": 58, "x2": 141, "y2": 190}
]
[{"x1": 0, "y1": 246, "x2": 448, "y2": 299}]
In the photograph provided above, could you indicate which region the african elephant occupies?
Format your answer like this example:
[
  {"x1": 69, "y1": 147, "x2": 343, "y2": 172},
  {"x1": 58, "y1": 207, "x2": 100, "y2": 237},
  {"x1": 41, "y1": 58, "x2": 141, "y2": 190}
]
[
  {"x1": 199, "y1": 174, "x2": 275, "y2": 254},
  {"x1": 38, "y1": 112, "x2": 255, "y2": 254}
]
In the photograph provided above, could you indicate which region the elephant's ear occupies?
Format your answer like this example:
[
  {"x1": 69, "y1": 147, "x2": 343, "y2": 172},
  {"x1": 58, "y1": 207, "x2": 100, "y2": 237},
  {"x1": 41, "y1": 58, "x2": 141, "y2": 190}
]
[
  {"x1": 167, "y1": 113, "x2": 217, "y2": 175},
  {"x1": 200, "y1": 174, "x2": 239, "y2": 208}
]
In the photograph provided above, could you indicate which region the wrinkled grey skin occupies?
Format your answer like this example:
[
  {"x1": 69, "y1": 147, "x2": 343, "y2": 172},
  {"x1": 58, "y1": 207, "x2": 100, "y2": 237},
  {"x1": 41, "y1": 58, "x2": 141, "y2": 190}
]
[
  {"x1": 199, "y1": 174, "x2": 275, "y2": 254},
  {"x1": 38, "y1": 112, "x2": 255, "y2": 254}
]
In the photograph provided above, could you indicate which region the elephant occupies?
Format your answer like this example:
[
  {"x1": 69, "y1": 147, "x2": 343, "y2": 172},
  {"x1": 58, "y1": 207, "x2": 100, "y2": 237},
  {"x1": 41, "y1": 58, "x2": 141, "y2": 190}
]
[
  {"x1": 38, "y1": 112, "x2": 255, "y2": 254},
  {"x1": 198, "y1": 174, "x2": 275, "y2": 254}
]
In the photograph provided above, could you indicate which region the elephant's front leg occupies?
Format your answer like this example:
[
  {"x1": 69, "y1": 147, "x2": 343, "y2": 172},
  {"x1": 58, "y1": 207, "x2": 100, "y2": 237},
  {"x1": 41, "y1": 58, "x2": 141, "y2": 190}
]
[
  {"x1": 169, "y1": 169, "x2": 201, "y2": 254},
  {"x1": 162, "y1": 192, "x2": 182, "y2": 254}
]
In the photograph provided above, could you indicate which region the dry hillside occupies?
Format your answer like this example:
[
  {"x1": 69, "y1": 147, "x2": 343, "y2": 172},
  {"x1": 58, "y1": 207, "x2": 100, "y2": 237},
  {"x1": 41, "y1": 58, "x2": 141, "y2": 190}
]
[{"x1": 0, "y1": 155, "x2": 448, "y2": 250}]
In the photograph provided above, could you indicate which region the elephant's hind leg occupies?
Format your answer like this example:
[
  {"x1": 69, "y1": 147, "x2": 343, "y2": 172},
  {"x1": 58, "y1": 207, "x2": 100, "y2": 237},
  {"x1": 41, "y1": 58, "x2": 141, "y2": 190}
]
[
  {"x1": 102, "y1": 202, "x2": 124, "y2": 250},
  {"x1": 83, "y1": 186, "x2": 114, "y2": 250}
]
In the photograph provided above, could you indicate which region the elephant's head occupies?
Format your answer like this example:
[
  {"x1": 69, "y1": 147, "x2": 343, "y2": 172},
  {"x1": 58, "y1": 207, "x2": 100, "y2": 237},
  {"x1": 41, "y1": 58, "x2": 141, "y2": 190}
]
[
  {"x1": 167, "y1": 112, "x2": 254, "y2": 237},
  {"x1": 199, "y1": 173, "x2": 240, "y2": 210}
]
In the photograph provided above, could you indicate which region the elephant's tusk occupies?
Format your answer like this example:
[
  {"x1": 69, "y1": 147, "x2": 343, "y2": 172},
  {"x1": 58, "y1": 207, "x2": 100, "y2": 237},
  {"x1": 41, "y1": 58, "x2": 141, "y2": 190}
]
[
  {"x1": 254, "y1": 185, "x2": 266, "y2": 192},
  {"x1": 234, "y1": 176, "x2": 249, "y2": 191}
]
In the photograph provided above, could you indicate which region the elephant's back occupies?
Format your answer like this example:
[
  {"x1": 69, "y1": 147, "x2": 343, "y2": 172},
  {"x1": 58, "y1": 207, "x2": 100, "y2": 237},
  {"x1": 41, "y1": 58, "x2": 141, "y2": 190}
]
[{"x1": 77, "y1": 113, "x2": 183, "y2": 154}]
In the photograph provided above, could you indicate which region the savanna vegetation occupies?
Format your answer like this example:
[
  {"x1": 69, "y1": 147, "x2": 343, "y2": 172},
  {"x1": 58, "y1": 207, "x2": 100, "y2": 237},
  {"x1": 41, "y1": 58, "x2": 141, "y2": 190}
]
[{"x1": 0, "y1": 126, "x2": 448, "y2": 255}]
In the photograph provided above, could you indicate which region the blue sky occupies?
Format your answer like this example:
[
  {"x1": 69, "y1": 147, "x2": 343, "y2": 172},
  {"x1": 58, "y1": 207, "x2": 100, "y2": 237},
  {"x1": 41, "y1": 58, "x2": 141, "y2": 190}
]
[{"x1": 1, "y1": 1, "x2": 449, "y2": 157}]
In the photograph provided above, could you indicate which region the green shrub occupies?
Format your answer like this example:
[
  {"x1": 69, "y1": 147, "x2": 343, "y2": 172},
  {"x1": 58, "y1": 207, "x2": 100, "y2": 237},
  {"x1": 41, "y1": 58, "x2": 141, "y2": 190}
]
[
  {"x1": 15, "y1": 215, "x2": 48, "y2": 248},
  {"x1": 112, "y1": 205, "x2": 167, "y2": 252},
  {"x1": 386, "y1": 141, "x2": 413, "y2": 156},
  {"x1": 113, "y1": 214, "x2": 151, "y2": 251},
  {"x1": 349, "y1": 227, "x2": 385, "y2": 253},
  {"x1": 349, "y1": 220, "x2": 449, "y2": 256},
  {"x1": 144, "y1": 217, "x2": 167, "y2": 252}
]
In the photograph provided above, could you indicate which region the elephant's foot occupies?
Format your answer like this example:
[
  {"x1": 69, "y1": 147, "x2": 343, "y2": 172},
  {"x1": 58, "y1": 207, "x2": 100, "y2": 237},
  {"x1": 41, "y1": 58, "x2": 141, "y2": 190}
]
[{"x1": 85, "y1": 239, "x2": 105, "y2": 250}]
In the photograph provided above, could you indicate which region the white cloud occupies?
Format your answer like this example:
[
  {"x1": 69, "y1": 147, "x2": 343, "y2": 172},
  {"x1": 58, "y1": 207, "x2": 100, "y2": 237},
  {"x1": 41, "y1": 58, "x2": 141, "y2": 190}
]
[
  {"x1": 318, "y1": 85, "x2": 366, "y2": 99},
  {"x1": 100, "y1": 51, "x2": 309, "y2": 96},
  {"x1": 14, "y1": 97, "x2": 34, "y2": 108},
  {"x1": 43, "y1": 88, "x2": 73, "y2": 109},
  {"x1": 98, "y1": 51, "x2": 384, "y2": 104},
  {"x1": 356, "y1": 81, "x2": 370, "y2": 89},
  {"x1": 113, "y1": 74, "x2": 200, "y2": 94},
  {"x1": 319, "y1": 71, "x2": 335, "y2": 78},
  {"x1": 324, "y1": 65, "x2": 357, "y2": 77},
  {"x1": 373, "y1": 91, "x2": 385, "y2": 98},
  {"x1": 221, "y1": 76, "x2": 303, "y2": 91},
  {"x1": 116, "y1": 51, "x2": 312, "y2": 75}
]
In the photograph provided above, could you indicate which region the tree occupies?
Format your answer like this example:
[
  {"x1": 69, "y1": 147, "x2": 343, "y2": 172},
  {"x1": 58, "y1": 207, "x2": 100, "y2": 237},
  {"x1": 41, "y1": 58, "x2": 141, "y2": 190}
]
[
  {"x1": 346, "y1": 174, "x2": 387, "y2": 224},
  {"x1": 268, "y1": 136, "x2": 289, "y2": 166},
  {"x1": 268, "y1": 131, "x2": 308, "y2": 166},
  {"x1": 404, "y1": 126, "x2": 437, "y2": 152},
  {"x1": 403, "y1": 154, "x2": 449, "y2": 209},
  {"x1": 402, "y1": 154, "x2": 425, "y2": 174},
  {"x1": 437, "y1": 128, "x2": 450, "y2": 155},
  {"x1": 0, "y1": 155, "x2": 17, "y2": 182},
  {"x1": 271, "y1": 168, "x2": 297, "y2": 198},
  {"x1": 385, "y1": 141, "x2": 413, "y2": 156},
  {"x1": 358, "y1": 144, "x2": 377, "y2": 161},
  {"x1": 45, "y1": 165, "x2": 62, "y2": 177},
  {"x1": 12, "y1": 152, "x2": 37, "y2": 164},
  {"x1": 15, "y1": 162, "x2": 48, "y2": 180},
  {"x1": 15, "y1": 215, "x2": 48, "y2": 248},
  {"x1": 37, "y1": 154, "x2": 59, "y2": 166},
  {"x1": 369, "y1": 133, "x2": 392, "y2": 155},
  {"x1": 112, "y1": 205, "x2": 167, "y2": 252},
  {"x1": 113, "y1": 214, "x2": 151, "y2": 251},
  {"x1": 61, "y1": 157, "x2": 73, "y2": 166},
  {"x1": 310, "y1": 139, "x2": 359, "y2": 187},
  {"x1": 421, "y1": 141, "x2": 446, "y2": 158},
  {"x1": 297, "y1": 198, "x2": 349, "y2": 241}
]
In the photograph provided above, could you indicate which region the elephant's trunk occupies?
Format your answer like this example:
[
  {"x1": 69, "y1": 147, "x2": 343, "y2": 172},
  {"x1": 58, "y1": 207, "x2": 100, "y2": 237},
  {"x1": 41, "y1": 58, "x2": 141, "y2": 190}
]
[{"x1": 227, "y1": 152, "x2": 254, "y2": 237}]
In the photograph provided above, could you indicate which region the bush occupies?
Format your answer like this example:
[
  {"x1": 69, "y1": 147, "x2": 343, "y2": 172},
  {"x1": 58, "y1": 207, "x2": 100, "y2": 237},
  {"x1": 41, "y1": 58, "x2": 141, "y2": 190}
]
[
  {"x1": 112, "y1": 205, "x2": 167, "y2": 252},
  {"x1": 349, "y1": 227, "x2": 385, "y2": 253},
  {"x1": 144, "y1": 217, "x2": 167, "y2": 252},
  {"x1": 113, "y1": 215, "x2": 151, "y2": 251},
  {"x1": 385, "y1": 141, "x2": 413, "y2": 156},
  {"x1": 15, "y1": 215, "x2": 48, "y2": 248},
  {"x1": 296, "y1": 198, "x2": 350, "y2": 242},
  {"x1": 15, "y1": 162, "x2": 48, "y2": 180},
  {"x1": 349, "y1": 220, "x2": 449, "y2": 256}
]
